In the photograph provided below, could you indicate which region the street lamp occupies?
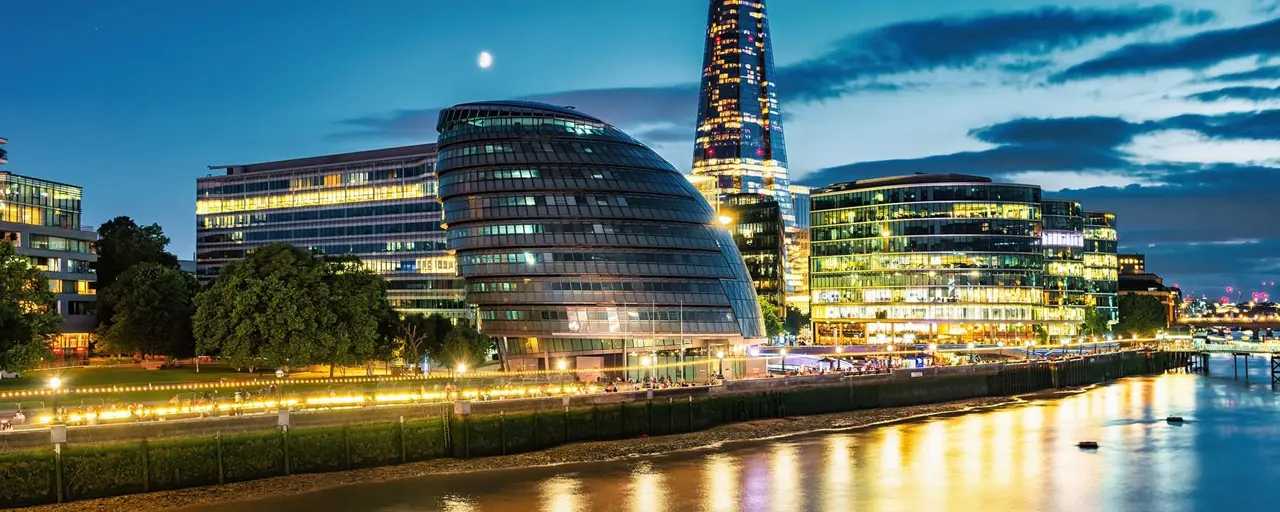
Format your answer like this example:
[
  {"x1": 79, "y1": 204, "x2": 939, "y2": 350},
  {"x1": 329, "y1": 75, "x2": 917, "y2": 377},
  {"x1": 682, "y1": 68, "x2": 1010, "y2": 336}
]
[
  {"x1": 456, "y1": 363, "x2": 467, "y2": 384},
  {"x1": 275, "y1": 369, "x2": 285, "y2": 409},
  {"x1": 556, "y1": 359, "x2": 567, "y2": 387},
  {"x1": 779, "y1": 348, "x2": 788, "y2": 375},
  {"x1": 927, "y1": 343, "x2": 938, "y2": 366},
  {"x1": 966, "y1": 342, "x2": 976, "y2": 364},
  {"x1": 48, "y1": 377, "x2": 61, "y2": 423},
  {"x1": 716, "y1": 350, "x2": 725, "y2": 378}
]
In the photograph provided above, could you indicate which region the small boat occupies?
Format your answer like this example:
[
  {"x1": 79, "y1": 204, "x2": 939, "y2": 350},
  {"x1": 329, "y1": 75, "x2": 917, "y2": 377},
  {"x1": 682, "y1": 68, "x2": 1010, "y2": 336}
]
[
  {"x1": 1077, "y1": 441, "x2": 1099, "y2": 449},
  {"x1": 1166, "y1": 416, "x2": 1185, "y2": 423}
]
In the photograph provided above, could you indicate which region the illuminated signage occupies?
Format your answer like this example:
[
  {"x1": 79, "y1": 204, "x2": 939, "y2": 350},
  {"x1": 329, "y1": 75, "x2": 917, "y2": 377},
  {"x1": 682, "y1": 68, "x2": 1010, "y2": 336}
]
[{"x1": 1042, "y1": 230, "x2": 1084, "y2": 248}]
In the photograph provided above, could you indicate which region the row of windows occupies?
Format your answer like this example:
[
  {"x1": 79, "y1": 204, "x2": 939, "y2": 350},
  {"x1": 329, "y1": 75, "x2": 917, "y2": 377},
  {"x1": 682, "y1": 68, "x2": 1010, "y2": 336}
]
[
  {"x1": 387, "y1": 298, "x2": 468, "y2": 310},
  {"x1": 813, "y1": 185, "x2": 1041, "y2": 210},
  {"x1": 199, "y1": 202, "x2": 440, "y2": 230},
  {"x1": 0, "y1": 205, "x2": 81, "y2": 229},
  {"x1": 195, "y1": 183, "x2": 426, "y2": 215},
  {"x1": 469, "y1": 279, "x2": 726, "y2": 294},
  {"x1": 481, "y1": 308, "x2": 736, "y2": 323},
  {"x1": 448, "y1": 222, "x2": 709, "y2": 239},
  {"x1": 197, "y1": 165, "x2": 430, "y2": 197},
  {"x1": 459, "y1": 251, "x2": 726, "y2": 267},
  {"x1": 27, "y1": 234, "x2": 93, "y2": 254},
  {"x1": 811, "y1": 202, "x2": 1038, "y2": 227},
  {"x1": 1041, "y1": 200, "x2": 1083, "y2": 217},
  {"x1": 812, "y1": 236, "x2": 1041, "y2": 256},
  {"x1": 812, "y1": 253, "x2": 1045, "y2": 273},
  {"x1": 815, "y1": 304, "x2": 1042, "y2": 322},
  {"x1": 1, "y1": 180, "x2": 82, "y2": 211},
  {"x1": 814, "y1": 219, "x2": 1039, "y2": 241},
  {"x1": 436, "y1": 141, "x2": 677, "y2": 175},
  {"x1": 811, "y1": 270, "x2": 1043, "y2": 289},
  {"x1": 387, "y1": 279, "x2": 465, "y2": 291},
  {"x1": 49, "y1": 280, "x2": 94, "y2": 295},
  {"x1": 242, "y1": 222, "x2": 442, "y2": 242},
  {"x1": 451, "y1": 192, "x2": 696, "y2": 211},
  {"x1": 439, "y1": 166, "x2": 692, "y2": 198},
  {"x1": 437, "y1": 105, "x2": 603, "y2": 135},
  {"x1": 813, "y1": 286, "x2": 1044, "y2": 305}
]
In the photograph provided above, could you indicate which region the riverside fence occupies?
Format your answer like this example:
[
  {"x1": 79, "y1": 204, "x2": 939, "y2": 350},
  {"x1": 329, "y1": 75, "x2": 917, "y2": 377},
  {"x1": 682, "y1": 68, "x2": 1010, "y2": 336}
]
[{"x1": 0, "y1": 350, "x2": 1175, "y2": 508}]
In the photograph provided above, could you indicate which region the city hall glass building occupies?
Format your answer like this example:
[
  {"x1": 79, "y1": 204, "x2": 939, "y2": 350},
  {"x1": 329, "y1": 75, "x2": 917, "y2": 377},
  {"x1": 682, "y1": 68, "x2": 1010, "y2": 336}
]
[
  {"x1": 691, "y1": 0, "x2": 809, "y2": 313},
  {"x1": 435, "y1": 101, "x2": 763, "y2": 374},
  {"x1": 195, "y1": 145, "x2": 467, "y2": 319},
  {"x1": 810, "y1": 174, "x2": 1052, "y2": 345}
]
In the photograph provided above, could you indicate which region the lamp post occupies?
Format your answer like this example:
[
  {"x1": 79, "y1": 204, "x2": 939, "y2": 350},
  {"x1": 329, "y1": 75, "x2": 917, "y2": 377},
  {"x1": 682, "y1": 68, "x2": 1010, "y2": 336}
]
[
  {"x1": 886, "y1": 345, "x2": 895, "y2": 370},
  {"x1": 1025, "y1": 341, "x2": 1034, "y2": 362},
  {"x1": 640, "y1": 356, "x2": 651, "y2": 382},
  {"x1": 557, "y1": 359, "x2": 567, "y2": 388},
  {"x1": 716, "y1": 350, "x2": 725, "y2": 379},
  {"x1": 835, "y1": 345, "x2": 844, "y2": 371},
  {"x1": 48, "y1": 377, "x2": 62, "y2": 423},
  {"x1": 275, "y1": 369, "x2": 285, "y2": 409},
  {"x1": 966, "y1": 342, "x2": 976, "y2": 365},
  {"x1": 927, "y1": 343, "x2": 938, "y2": 367},
  {"x1": 456, "y1": 363, "x2": 467, "y2": 384},
  {"x1": 779, "y1": 348, "x2": 788, "y2": 376}
]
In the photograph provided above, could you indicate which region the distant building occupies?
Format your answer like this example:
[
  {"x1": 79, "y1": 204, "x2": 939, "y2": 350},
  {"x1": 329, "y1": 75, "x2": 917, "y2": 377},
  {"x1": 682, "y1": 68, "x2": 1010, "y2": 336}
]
[
  {"x1": 178, "y1": 259, "x2": 197, "y2": 275},
  {"x1": 1118, "y1": 254, "x2": 1145, "y2": 275},
  {"x1": 787, "y1": 184, "x2": 811, "y2": 314},
  {"x1": 717, "y1": 193, "x2": 787, "y2": 309},
  {"x1": 1083, "y1": 211, "x2": 1119, "y2": 325},
  {"x1": 0, "y1": 141, "x2": 98, "y2": 358},
  {"x1": 1119, "y1": 272, "x2": 1179, "y2": 327},
  {"x1": 196, "y1": 144, "x2": 468, "y2": 319}
]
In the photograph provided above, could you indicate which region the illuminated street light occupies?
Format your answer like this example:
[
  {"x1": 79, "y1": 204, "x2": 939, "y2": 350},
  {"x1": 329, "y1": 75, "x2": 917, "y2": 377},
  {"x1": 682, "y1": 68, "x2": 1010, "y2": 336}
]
[
  {"x1": 716, "y1": 350, "x2": 725, "y2": 378},
  {"x1": 48, "y1": 377, "x2": 62, "y2": 423},
  {"x1": 717, "y1": 215, "x2": 733, "y2": 226},
  {"x1": 556, "y1": 359, "x2": 567, "y2": 371}
]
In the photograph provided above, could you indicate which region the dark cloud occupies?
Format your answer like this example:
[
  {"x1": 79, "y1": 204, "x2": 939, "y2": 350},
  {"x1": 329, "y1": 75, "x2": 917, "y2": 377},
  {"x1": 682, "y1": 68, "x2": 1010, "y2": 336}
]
[
  {"x1": 969, "y1": 116, "x2": 1147, "y2": 148},
  {"x1": 1052, "y1": 18, "x2": 1280, "y2": 82},
  {"x1": 1206, "y1": 64, "x2": 1280, "y2": 83},
  {"x1": 1186, "y1": 85, "x2": 1280, "y2": 102},
  {"x1": 781, "y1": 6, "x2": 1176, "y2": 101},
  {"x1": 1161, "y1": 109, "x2": 1280, "y2": 140},
  {"x1": 1178, "y1": 9, "x2": 1217, "y2": 26},
  {"x1": 335, "y1": 6, "x2": 1178, "y2": 140}
]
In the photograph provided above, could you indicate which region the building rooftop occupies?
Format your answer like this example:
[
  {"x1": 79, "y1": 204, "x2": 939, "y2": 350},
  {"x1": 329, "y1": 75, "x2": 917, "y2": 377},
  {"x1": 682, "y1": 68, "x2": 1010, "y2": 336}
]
[
  {"x1": 0, "y1": 170, "x2": 83, "y2": 190},
  {"x1": 446, "y1": 100, "x2": 606, "y2": 124},
  {"x1": 208, "y1": 143, "x2": 436, "y2": 176},
  {"x1": 813, "y1": 173, "x2": 994, "y2": 194}
]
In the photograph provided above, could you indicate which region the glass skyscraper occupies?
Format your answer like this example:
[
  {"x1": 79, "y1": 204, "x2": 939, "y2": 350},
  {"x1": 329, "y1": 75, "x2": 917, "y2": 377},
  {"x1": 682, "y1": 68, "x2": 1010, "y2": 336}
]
[
  {"x1": 1, "y1": 140, "x2": 98, "y2": 357},
  {"x1": 691, "y1": 0, "x2": 808, "y2": 314},
  {"x1": 1084, "y1": 210, "x2": 1119, "y2": 325},
  {"x1": 196, "y1": 144, "x2": 468, "y2": 319},
  {"x1": 810, "y1": 174, "x2": 1049, "y2": 345},
  {"x1": 718, "y1": 193, "x2": 786, "y2": 309},
  {"x1": 436, "y1": 100, "x2": 763, "y2": 377}
]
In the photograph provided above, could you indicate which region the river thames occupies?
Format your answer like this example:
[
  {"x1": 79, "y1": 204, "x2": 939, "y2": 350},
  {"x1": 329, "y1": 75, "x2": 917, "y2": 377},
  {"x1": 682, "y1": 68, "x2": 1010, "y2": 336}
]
[{"x1": 190, "y1": 356, "x2": 1280, "y2": 512}]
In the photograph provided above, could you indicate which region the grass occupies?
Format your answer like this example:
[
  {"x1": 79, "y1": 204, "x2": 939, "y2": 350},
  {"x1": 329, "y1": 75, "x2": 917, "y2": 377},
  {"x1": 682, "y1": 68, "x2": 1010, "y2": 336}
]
[{"x1": 0, "y1": 365, "x2": 247, "y2": 390}]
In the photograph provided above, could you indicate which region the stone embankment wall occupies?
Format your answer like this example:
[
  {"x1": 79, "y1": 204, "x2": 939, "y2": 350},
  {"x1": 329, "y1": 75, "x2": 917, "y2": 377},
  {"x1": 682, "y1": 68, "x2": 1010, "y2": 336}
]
[{"x1": 0, "y1": 350, "x2": 1173, "y2": 508}]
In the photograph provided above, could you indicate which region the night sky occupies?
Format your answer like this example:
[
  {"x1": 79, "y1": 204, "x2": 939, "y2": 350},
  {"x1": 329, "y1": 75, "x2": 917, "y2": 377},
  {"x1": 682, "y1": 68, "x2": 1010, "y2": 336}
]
[{"x1": 3, "y1": 0, "x2": 1278, "y2": 300}]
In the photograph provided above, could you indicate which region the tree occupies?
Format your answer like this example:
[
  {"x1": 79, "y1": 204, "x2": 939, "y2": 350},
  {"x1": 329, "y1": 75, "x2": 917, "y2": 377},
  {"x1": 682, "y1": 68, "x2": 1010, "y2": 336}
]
[
  {"x1": 1116, "y1": 294, "x2": 1167, "y2": 337},
  {"x1": 1032, "y1": 324, "x2": 1049, "y2": 344},
  {"x1": 783, "y1": 306, "x2": 809, "y2": 335},
  {"x1": 397, "y1": 313, "x2": 454, "y2": 373},
  {"x1": 0, "y1": 241, "x2": 59, "y2": 371},
  {"x1": 1081, "y1": 305, "x2": 1110, "y2": 337},
  {"x1": 92, "y1": 217, "x2": 180, "y2": 330},
  {"x1": 99, "y1": 263, "x2": 199, "y2": 358},
  {"x1": 193, "y1": 243, "x2": 330, "y2": 372},
  {"x1": 759, "y1": 298, "x2": 783, "y2": 339},
  {"x1": 439, "y1": 325, "x2": 493, "y2": 371},
  {"x1": 318, "y1": 257, "x2": 393, "y2": 376}
]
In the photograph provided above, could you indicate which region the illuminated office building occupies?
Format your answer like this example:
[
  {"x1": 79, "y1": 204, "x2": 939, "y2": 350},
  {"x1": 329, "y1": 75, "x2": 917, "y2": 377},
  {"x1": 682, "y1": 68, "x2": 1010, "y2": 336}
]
[
  {"x1": 810, "y1": 174, "x2": 1051, "y2": 345},
  {"x1": 436, "y1": 101, "x2": 763, "y2": 374},
  {"x1": 196, "y1": 144, "x2": 467, "y2": 319},
  {"x1": 1041, "y1": 199, "x2": 1087, "y2": 336},
  {"x1": 691, "y1": 0, "x2": 808, "y2": 312},
  {"x1": 1118, "y1": 254, "x2": 1145, "y2": 275},
  {"x1": 1, "y1": 140, "x2": 98, "y2": 356},
  {"x1": 1084, "y1": 211, "x2": 1119, "y2": 326},
  {"x1": 787, "y1": 184, "x2": 811, "y2": 314},
  {"x1": 717, "y1": 193, "x2": 786, "y2": 309}
]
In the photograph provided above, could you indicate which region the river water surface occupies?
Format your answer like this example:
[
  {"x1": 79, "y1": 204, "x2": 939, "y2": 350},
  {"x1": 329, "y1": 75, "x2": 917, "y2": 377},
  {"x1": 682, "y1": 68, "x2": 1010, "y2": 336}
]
[{"x1": 188, "y1": 356, "x2": 1280, "y2": 512}]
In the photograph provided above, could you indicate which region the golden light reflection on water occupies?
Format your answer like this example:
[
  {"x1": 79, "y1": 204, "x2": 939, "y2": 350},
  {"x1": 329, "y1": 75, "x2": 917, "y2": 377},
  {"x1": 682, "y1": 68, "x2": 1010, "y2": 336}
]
[
  {"x1": 628, "y1": 462, "x2": 666, "y2": 512},
  {"x1": 769, "y1": 444, "x2": 802, "y2": 512},
  {"x1": 822, "y1": 435, "x2": 852, "y2": 511},
  {"x1": 703, "y1": 454, "x2": 738, "y2": 512},
  {"x1": 538, "y1": 476, "x2": 583, "y2": 512}
]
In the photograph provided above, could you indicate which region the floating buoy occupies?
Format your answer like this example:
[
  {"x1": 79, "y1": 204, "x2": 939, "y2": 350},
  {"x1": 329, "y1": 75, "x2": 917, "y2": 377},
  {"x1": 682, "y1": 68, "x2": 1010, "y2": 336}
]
[
  {"x1": 1077, "y1": 441, "x2": 1099, "y2": 449},
  {"x1": 1167, "y1": 416, "x2": 1185, "y2": 423}
]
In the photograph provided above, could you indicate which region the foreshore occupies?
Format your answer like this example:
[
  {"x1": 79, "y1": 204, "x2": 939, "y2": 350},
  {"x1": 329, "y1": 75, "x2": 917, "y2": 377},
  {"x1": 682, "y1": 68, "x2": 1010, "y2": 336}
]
[{"x1": 15, "y1": 395, "x2": 1022, "y2": 512}]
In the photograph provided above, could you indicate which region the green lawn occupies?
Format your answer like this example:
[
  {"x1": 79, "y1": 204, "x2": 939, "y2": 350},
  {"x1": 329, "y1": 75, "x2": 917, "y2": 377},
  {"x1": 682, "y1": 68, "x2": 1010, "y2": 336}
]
[{"x1": 0, "y1": 364, "x2": 256, "y2": 391}]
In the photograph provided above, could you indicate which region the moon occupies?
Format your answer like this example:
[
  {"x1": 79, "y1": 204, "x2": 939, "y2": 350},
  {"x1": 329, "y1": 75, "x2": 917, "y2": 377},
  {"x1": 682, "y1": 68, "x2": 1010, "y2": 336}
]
[{"x1": 478, "y1": 51, "x2": 493, "y2": 69}]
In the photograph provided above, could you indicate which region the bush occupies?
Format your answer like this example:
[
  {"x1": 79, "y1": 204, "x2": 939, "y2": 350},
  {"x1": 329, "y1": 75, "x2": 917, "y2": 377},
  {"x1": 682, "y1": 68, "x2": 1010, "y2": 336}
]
[
  {"x1": 220, "y1": 432, "x2": 283, "y2": 482},
  {"x1": 288, "y1": 426, "x2": 347, "y2": 474},
  {"x1": 347, "y1": 423, "x2": 400, "y2": 468},
  {"x1": 0, "y1": 450, "x2": 56, "y2": 508},
  {"x1": 147, "y1": 437, "x2": 220, "y2": 491},
  {"x1": 63, "y1": 443, "x2": 145, "y2": 500}
]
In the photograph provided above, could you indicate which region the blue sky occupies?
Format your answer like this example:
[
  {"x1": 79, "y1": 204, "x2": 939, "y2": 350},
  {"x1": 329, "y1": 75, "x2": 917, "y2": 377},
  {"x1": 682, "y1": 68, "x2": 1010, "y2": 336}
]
[{"x1": 3, "y1": 0, "x2": 1279, "y2": 300}]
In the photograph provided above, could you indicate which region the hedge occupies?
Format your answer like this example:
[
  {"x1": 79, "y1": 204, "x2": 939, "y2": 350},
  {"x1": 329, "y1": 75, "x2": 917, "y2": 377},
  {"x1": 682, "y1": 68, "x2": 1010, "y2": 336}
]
[
  {"x1": 0, "y1": 449, "x2": 56, "y2": 507},
  {"x1": 147, "y1": 437, "x2": 221, "y2": 491},
  {"x1": 62, "y1": 443, "x2": 145, "y2": 500}
]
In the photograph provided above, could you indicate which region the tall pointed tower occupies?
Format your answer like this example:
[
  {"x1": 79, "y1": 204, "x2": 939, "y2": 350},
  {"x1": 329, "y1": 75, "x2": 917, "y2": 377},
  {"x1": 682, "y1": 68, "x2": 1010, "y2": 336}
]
[{"x1": 692, "y1": 0, "x2": 808, "y2": 316}]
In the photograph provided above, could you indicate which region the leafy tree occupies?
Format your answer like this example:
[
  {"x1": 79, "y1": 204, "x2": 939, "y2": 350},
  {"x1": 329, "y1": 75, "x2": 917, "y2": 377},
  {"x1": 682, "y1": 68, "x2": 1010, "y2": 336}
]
[
  {"x1": 1116, "y1": 294, "x2": 1167, "y2": 337},
  {"x1": 1032, "y1": 324, "x2": 1049, "y2": 344},
  {"x1": 193, "y1": 243, "x2": 329, "y2": 372},
  {"x1": 398, "y1": 313, "x2": 455, "y2": 373},
  {"x1": 318, "y1": 257, "x2": 392, "y2": 376},
  {"x1": 99, "y1": 263, "x2": 199, "y2": 358},
  {"x1": 439, "y1": 325, "x2": 492, "y2": 370},
  {"x1": 783, "y1": 306, "x2": 809, "y2": 335},
  {"x1": 1081, "y1": 305, "x2": 1110, "y2": 337},
  {"x1": 759, "y1": 298, "x2": 783, "y2": 338},
  {"x1": 0, "y1": 241, "x2": 59, "y2": 371},
  {"x1": 92, "y1": 217, "x2": 179, "y2": 330}
]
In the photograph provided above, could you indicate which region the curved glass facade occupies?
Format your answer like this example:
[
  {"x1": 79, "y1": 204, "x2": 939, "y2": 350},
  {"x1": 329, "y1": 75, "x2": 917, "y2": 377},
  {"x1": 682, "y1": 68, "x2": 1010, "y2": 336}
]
[
  {"x1": 810, "y1": 175, "x2": 1052, "y2": 345},
  {"x1": 436, "y1": 101, "x2": 763, "y2": 374}
]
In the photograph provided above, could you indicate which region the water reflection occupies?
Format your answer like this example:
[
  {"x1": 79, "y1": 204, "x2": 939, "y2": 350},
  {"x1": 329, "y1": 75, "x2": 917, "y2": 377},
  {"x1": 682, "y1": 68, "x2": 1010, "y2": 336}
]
[{"x1": 190, "y1": 358, "x2": 1280, "y2": 512}]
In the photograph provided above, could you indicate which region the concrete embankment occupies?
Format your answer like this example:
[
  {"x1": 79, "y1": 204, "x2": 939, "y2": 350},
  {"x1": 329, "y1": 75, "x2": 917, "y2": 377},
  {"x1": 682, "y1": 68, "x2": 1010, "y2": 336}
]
[{"x1": 0, "y1": 350, "x2": 1176, "y2": 509}]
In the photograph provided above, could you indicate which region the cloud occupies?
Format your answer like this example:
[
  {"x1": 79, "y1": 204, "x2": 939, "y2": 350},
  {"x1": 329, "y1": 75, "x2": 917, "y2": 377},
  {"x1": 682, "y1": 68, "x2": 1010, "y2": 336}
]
[
  {"x1": 335, "y1": 6, "x2": 1179, "y2": 141},
  {"x1": 1206, "y1": 64, "x2": 1280, "y2": 83},
  {"x1": 780, "y1": 6, "x2": 1177, "y2": 101},
  {"x1": 1178, "y1": 9, "x2": 1217, "y2": 26},
  {"x1": 1053, "y1": 18, "x2": 1280, "y2": 82},
  {"x1": 1186, "y1": 85, "x2": 1280, "y2": 102}
]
